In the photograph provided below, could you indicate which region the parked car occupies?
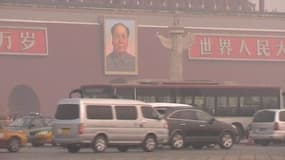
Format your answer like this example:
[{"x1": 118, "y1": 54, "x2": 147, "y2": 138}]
[
  {"x1": 149, "y1": 102, "x2": 193, "y2": 116},
  {"x1": 53, "y1": 98, "x2": 169, "y2": 153},
  {"x1": 248, "y1": 109, "x2": 285, "y2": 146},
  {"x1": 164, "y1": 108, "x2": 237, "y2": 150},
  {"x1": 7, "y1": 113, "x2": 54, "y2": 147},
  {"x1": 0, "y1": 124, "x2": 28, "y2": 152}
]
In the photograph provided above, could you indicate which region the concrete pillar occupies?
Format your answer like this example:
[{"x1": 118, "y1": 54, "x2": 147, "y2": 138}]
[{"x1": 169, "y1": 27, "x2": 185, "y2": 81}]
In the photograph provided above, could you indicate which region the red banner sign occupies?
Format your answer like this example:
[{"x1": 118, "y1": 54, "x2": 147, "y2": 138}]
[
  {"x1": 189, "y1": 34, "x2": 285, "y2": 61},
  {"x1": 0, "y1": 27, "x2": 47, "y2": 56}
]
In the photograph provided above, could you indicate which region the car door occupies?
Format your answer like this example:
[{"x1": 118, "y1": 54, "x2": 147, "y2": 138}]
[
  {"x1": 140, "y1": 106, "x2": 168, "y2": 142},
  {"x1": 29, "y1": 118, "x2": 45, "y2": 134},
  {"x1": 182, "y1": 110, "x2": 209, "y2": 142},
  {"x1": 113, "y1": 105, "x2": 142, "y2": 143},
  {"x1": 167, "y1": 110, "x2": 187, "y2": 137},
  {"x1": 167, "y1": 109, "x2": 200, "y2": 142},
  {"x1": 195, "y1": 110, "x2": 220, "y2": 141}
]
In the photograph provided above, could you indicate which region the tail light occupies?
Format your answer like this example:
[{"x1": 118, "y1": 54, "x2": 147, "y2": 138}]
[
  {"x1": 163, "y1": 121, "x2": 168, "y2": 129},
  {"x1": 274, "y1": 122, "x2": 280, "y2": 130},
  {"x1": 79, "y1": 123, "x2": 85, "y2": 134}
]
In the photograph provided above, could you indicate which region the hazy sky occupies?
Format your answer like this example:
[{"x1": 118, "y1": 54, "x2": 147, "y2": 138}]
[
  {"x1": 249, "y1": 0, "x2": 285, "y2": 12},
  {"x1": 264, "y1": 0, "x2": 285, "y2": 12}
]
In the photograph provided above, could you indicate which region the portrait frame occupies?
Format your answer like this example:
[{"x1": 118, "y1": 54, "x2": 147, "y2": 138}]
[{"x1": 104, "y1": 17, "x2": 138, "y2": 75}]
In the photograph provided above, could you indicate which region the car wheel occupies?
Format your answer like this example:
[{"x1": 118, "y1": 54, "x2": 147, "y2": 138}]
[
  {"x1": 192, "y1": 144, "x2": 204, "y2": 149},
  {"x1": 51, "y1": 142, "x2": 57, "y2": 147},
  {"x1": 142, "y1": 135, "x2": 157, "y2": 152},
  {"x1": 7, "y1": 138, "x2": 20, "y2": 152},
  {"x1": 66, "y1": 145, "x2": 80, "y2": 153},
  {"x1": 260, "y1": 140, "x2": 270, "y2": 146},
  {"x1": 117, "y1": 146, "x2": 128, "y2": 152},
  {"x1": 170, "y1": 132, "x2": 185, "y2": 149},
  {"x1": 233, "y1": 125, "x2": 243, "y2": 144},
  {"x1": 92, "y1": 135, "x2": 107, "y2": 153},
  {"x1": 219, "y1": 132, "x2": 234, "y2": 149}
]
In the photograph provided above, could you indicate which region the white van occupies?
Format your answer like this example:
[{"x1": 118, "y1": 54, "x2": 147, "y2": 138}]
[{"x1": 53, "y1": 98, "x2": 168, "y2": 153}]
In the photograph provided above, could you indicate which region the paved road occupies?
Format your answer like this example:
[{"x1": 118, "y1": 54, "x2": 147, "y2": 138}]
[{"x1": 1, "y1": 144, "x2": 285, "y2": 160}]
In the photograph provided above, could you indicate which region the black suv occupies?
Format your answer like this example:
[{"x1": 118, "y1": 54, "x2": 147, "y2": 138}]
[{"x1": 165, "y1": 108, "x2": 237, "y2": 150}]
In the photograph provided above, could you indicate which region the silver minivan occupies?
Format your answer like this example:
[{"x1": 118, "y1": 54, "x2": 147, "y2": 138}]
[
  {"x1": 249, "y1": 109, "x2": 285, "y2": 145},
  {"x1": 53, "y1": 98, "x2": 168, "y2": 153}
]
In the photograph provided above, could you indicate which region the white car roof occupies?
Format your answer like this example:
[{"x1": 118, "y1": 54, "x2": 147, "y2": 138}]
[
  {"x1": 148, "y1": 102, "x2": 193, "y2": 108},
  {"x1": 256, "y1": 109, "x2": 285, "y2": 112},
  {"x1": 58, "y1": 98, "x2": 148, "y2": 105}
]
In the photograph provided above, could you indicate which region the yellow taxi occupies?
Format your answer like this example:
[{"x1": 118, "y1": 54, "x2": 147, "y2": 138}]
[
  {"x1": 0, "y1": 124, "x2": 28, "y2": 152},
  {"x1": 8, "y1": 113, "x2": 54, "y2": 147}
]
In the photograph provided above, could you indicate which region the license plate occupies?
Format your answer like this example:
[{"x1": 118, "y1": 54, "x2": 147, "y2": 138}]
[
  {"x1": 255, "y1": 128, "x2": 266, "y2": 133},
  {"x1": 61, "y1": 128, "x2": 70, "y2": 135}
]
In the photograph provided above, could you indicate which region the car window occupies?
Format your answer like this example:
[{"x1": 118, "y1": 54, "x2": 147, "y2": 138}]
[
  {"x1": 86, "y1": 105, "x2": 113, "y2": 120},
  {"x1": 55, "y1": 104, "x2": 79, "y2": 120},
  {"x1": 182, "y1": 110, "x2": 196, "y2": 120},
  {"x1": 195, "y1": 110, "x2": 213, "y2": 121},
  {"x1": 169, "y1": 110, "x2": 196, "y2": 120},
  {"x1": 154, "y1": 107, "x2": 167, "y2": 116},
  {"x1": 253, "y1": 110, "x2": 275, "y2": 122},
  {"x1": 141, "y1": 106, "x2": 159, "y2": 119},
  {"x1": 115, "y1": 106, "x2": 137, "y2": 120},
  {"x1": 9, "y1": 118, "x2": 25, "y2": 127},
  {"x1": 9, "y1": 117, "x2": 31, "y2": 127},
  {"x1": 279, "y1": 111, "x2": 285, "y2": 122},
  {"x1": 31, "y1": 118, "x2": 44, "y2": 128},
  {"x1": 169, "y1": 111, "x2": 182, "y2": 119}
]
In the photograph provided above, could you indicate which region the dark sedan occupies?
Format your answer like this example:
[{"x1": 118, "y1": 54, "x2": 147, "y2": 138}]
[{"x1": 165, "y1": 108, "x2": 238, "y2": 150}]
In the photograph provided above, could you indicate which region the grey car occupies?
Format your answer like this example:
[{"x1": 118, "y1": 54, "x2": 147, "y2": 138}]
[
  {"x1": 165, "y1": 108, "x2": 237, "y2": 150},
  {"x1": 249, "y1": 109, "x2": 285, "y2": 146}
]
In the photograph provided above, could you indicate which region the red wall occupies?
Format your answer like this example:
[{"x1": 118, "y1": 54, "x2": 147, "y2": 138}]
[{"x1": 1, "y1": 20, "x2": 285, "y2": 116}]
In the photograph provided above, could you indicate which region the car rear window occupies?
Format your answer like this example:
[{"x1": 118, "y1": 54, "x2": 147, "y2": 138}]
[
  {"x1": 55, "y1": 104, "x2": 79, "y2": 120},
  {"x1": 142, "y1": 106, "x2": 159, "y2": 119},
  {"x1": 253, "y1": 110, "x2": 275, "y2": 122}
]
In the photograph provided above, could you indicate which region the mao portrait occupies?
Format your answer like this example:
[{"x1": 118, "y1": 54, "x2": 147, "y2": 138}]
[{"x1": 104, "y1": 18, "x2": 138, "y2": 75}]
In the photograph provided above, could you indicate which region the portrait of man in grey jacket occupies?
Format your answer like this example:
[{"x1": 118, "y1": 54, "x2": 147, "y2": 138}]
[{"x1": 105, "y1": 21, "x2": 137, "y2": 75}]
